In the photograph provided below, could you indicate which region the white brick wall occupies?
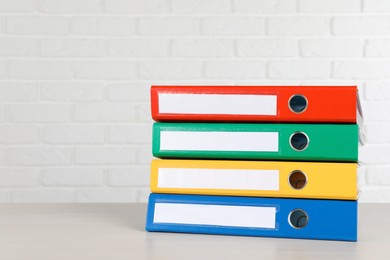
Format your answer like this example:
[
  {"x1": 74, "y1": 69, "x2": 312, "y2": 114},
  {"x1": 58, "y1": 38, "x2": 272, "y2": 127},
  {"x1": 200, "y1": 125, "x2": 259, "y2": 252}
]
[{"x1": 0, "y1": 0, "x2": 388, "y2": 202}]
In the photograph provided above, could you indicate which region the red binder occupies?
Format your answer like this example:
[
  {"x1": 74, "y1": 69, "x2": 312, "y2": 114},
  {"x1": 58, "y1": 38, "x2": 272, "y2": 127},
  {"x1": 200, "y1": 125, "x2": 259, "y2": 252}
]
[{"x1": 151, "y1": 86, "x2": 362, "y2": 123}]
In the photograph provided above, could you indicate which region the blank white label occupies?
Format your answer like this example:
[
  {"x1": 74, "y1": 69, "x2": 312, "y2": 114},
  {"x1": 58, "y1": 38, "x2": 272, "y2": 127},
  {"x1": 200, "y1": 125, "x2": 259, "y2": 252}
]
[
  {"x1": 158, "y1": 168, "x2": 279, "y2": 191},
  {"x1": 154, "y1": 203, "x2": 276, "y2": 229},
  {"x1": 160, "y1": 131, "x2": 279, "y2": 152},
  {"x1": 158, "y1": 93, "x2": 277, "y2": 116}
]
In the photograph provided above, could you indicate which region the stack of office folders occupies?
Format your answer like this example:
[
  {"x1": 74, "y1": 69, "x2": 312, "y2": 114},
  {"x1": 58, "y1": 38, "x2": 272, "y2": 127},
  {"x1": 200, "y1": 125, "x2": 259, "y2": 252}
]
[{"x1": 146, "y1": 86, "x2": 362, "y2": 241}]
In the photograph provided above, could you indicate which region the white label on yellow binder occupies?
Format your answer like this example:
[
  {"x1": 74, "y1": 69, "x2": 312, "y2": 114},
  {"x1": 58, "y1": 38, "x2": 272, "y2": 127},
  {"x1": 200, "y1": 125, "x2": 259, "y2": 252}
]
[
  {"x1": 154, "y1": 203, "x2": 276, "y2": 229},
  {"x1": 160, "y1": 131, "x2": 279, "y2": 152},
  {"x1": 158, "y1": 168, "x2": 279, "y2": 190},
  {"x1": 158, "y1": 93, "x2": 277, "y2": 116}
]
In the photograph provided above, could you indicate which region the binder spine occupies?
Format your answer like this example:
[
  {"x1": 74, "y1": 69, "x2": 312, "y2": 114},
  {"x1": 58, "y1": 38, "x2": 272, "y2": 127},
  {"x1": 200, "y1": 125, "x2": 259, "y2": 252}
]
[
  {"x1": 152, "y1": 123, "x2": 359, "y2": 162},
  {"x1": 146, "y1": 194, "x2": 358, "y2": 241}
]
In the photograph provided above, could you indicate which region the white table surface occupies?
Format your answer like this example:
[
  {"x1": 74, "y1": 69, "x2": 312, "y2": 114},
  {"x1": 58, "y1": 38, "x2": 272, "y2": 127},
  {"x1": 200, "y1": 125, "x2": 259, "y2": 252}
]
[{"x1": 0, "y1": 203, "x2": 389, "y2": 260}]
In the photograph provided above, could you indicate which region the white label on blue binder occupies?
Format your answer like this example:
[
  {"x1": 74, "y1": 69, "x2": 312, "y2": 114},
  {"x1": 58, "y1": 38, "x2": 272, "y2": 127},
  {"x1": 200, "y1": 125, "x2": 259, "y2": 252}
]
[
  {"x1": 158, "y1": 93, "x2": 277, "y2": 116},
  {"x1": 160, "y1": 131, "x2": 279, "y2": 152},
  {"x1": 154, "y1": 203, "x2": 276, "y2": 229},
  {"x1": 158, "y1": 168, "x2": 279, "y2": 190}
]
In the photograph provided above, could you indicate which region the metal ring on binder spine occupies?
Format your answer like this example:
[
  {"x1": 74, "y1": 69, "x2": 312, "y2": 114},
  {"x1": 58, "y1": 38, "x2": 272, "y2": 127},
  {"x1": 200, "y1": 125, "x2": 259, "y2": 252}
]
[
  {"x1": 288, "y1": 170, "x2": 308, "y2": 190},
  {"x1": 288, "y1": 209, "x2": 309, "y2": 229},
  {"x1": 289, "y1": 131, "x2": 310, "y2": 151},
  {"x1": 288, "y1": 94, "x2": 308, "y2": 114}
]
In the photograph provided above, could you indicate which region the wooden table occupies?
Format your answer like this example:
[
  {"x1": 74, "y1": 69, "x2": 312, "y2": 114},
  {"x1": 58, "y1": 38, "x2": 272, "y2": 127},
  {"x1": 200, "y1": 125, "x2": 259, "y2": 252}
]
[{"x1": 0, "y1": 203, "x2": 389, "y2": 259}]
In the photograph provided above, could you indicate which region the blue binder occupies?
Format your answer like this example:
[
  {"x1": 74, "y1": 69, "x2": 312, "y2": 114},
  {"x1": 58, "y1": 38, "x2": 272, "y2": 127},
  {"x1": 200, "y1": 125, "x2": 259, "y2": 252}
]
[{"x1": 146, "y1": 194, "x2": 358, "y2": 241}]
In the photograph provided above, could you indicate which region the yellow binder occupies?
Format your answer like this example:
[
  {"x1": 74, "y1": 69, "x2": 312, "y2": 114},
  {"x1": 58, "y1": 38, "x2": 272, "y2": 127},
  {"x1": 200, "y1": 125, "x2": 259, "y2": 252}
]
[{"x1": 150, "y1": 159, "x2": 358, "y2": 200}]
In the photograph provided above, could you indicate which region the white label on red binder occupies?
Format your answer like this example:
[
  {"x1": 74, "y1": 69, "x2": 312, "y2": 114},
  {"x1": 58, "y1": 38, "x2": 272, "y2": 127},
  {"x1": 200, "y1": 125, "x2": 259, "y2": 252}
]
[
  {"x1": 154, "y1": 203, "x2": 276, "y2": 229},
  {"x1": 158, "y1": 168, "x2": 279, "y2": 190},
  {"x1": 158, "y1": 93, "x2": 277, "y2": 116},
  {"x1": 160, "y1": 131, "x2": 279, "y2": 152}
]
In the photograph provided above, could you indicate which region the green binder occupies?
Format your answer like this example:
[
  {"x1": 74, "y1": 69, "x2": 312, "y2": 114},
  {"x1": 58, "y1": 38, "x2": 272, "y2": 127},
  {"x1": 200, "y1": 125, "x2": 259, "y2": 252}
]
[{"x1": 152, "y1": 123, "x2": 358, "y2": 162}]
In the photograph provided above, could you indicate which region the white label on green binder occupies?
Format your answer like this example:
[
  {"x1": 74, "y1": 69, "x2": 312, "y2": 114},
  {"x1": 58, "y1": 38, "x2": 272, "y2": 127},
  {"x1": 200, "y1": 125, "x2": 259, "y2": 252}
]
[
  {"x1": 160, "y1": 131, "x2": 279, "y2": 152},
  {"x1": 154, "y1": 203, "x2": 276, "y2": 229},
  {"x1": 158, "y1": 168, "x2": 279, "y2": 191},
  {"x1": 158, "y1": 93, "x2": 277, "y2": 116}
]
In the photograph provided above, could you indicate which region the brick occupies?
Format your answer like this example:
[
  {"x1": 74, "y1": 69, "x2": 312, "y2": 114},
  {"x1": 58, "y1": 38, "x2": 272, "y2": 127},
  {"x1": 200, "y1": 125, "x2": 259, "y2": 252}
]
[
  {"x1": 333, "y1": 17, "x2": 390, "y2": 35},
  {"x1": 299, "y1": 0, "x2": 360, "y2": 13},
  {"x1": 107, "y1": 83, "x2": 150, "y2": 101},
  {"x1": 234, "y1": 80, "x2": 302, "y2": 85},
  {"x1": 172, "y1": 39, "x2": 234, "y2": 58},
  {"x1": 7, "y1": 60, "x2": 71, "y2": 79},
  {"x1": 135, "y1": 103, "x2": 154, "y2": 123},
  {"x1": 75, "y1": 146, "x2": 136, "y2": 165},
  {"x1": 138, "y1": 61, "x2": 202, "y2": 80},
  {"x1": 268, "y1": 17, "x2": 330, "y2": 36},
  {"x1": 366, "y1": 166, "x2": 390, "y2": 186},
  {"x1": 202, "y1": 17, "x2": 265, "y2": 36},
  {"x1": 76, "y1": 188, "x2": 137, "y2": 202},
  {"x1": 299, "y1": 80, "x2": 364, "y2": 86},
  {"x1": 0, "y1": 82, "x2": 38, "y2": 101},
  {"x1": 0, "y1": 61, "x2": 4, "y2": 79},
  {"x1": 0, "y1": 169, "x2": 39, "y2": 187},
  {"x1": 43, "y1": 125, "x2": 105, "y2": 144},
  {"x1": 139, "y1": 17, "x2": 199, "y2": 36},
  {"x1": 359, "y1": 187, "x2": 390, "y2": 203},
  {"x1": 301, "y1": 39, "x2": 364, "y2": 57},
  {"x1": 0, "y1": 126, "x2": 39, "y2": 144},
  {"x1": 135, "y1": 188, "x2": 150, "y2": 202},
  {"x1": 40, "y1": 39, "x2": 107, "y2": 57},
  {"x1": 269, "y1": 61, "x2": 331, "y2": 79},
  {"x1": 359, "y1": 144, "x2": 390, "y2": 164},
  {"x1": 6, "y1": 16, "x2": 69, "y2": 35},
  {"x1": 364, "y1": 0, "x2": 390, "y2": 12},
  {"x1": 104, "y1": 0, "x2": 169, "y2": 13},
  {"x1": 233, "y1": 0, "x2": 295, "y2": 13},
  {"x1": 74, "y1": 103, "x2": 136, "y2": 122},
  {"x1": 0, "y1": 148, "x2": 4, "y2": 164},
  {"x1": 10, "y1": 189, "x2": 73, "y2": 203},
  {"x1": 204, "y1": 60, "x2": 266, "y2": 79},
  {"x1": 108, "y1": 166, "x2": 149, "y2": 186},
  {"x1": 364, "y1": 123, "x2": 390, "y2": 143},
  {"x1": 72, "y1": 17, "x2": 136, "y2": 36},
  {"x1": 9, "y1": 104, "x2": 72, "y2": 123},
  {"x1": 365, "y1": 39, "x2": 390, "y2": 57},
  {"x1": 172, "y1": 0, "x2": 231, "y2": 13},
  {"x1": 42, "y1": 168, "x2": 104, "y2": 186},
  {"x1": 109, "y1": 125, "x2": 152, "y2": 144},
  {"x1": 73, "y1": 60, "x2": 136, "y2": 80},
  {"x1": 135, "y1": 145, "x2": 152, "y2": 165},
  {"x1": 333, "y1": 61, "x2": 390, "y2": 79},
  {"x1": 364, "y1": 82, "x2": 390, "y2": 100},
  {"x1": 39, "y1": 0, "x2": 102, "y2": 13},
  {"x1": 0, "y1": 38, "x2": 38, "y2": 56},
  {"x1": 41, "y1": 82, "x2": 104, "y2": 101},
  {"x1": 358, "y1": 165, "x2": 367, "y2": 187},
  {"x1": 0, "y1": 105, "x2": 5, "y2": 122},
  {"x1": 237, "y1": 39, "x2": 298, "y2": 57},
  {"x1": 108, "y1": 39, "x2": 169, "y2": 57},
  {"x1": 7, "y1": 147, "x2": 73, "y2": 166},
  {"x1": 360, "y1": 102, "x2": 390, "y2": 122},
  {"x1": 0, "y1": 0, "x2": 37, "y2": 12}
]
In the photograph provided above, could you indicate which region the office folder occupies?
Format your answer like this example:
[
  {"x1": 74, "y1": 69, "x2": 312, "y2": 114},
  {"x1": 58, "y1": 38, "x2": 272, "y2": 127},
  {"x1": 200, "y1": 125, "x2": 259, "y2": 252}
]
[
  {"x1": 152, "y1": 123, "x2": 359, "y2": 162},
  {"x1": 146, "y1": 193, "x2": 358, "y2": 241},
  {"x1": 151, "y1": 86, "x2": 362, "y2": 123},
  {"x1": 150, "y1": 159, "x2": 358, "y2": 200}
]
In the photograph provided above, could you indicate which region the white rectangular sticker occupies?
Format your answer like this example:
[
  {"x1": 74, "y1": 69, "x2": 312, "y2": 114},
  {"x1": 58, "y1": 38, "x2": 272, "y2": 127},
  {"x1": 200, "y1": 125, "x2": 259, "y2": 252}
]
[
  {"x1": 158, "y1": 168, "x2": 279, "y2": 191},
  {"x1": 158, "y1": 93, "x2": 277, "y2": 116},
  {"x1": 154, "y1": 203, "x2": 276, "y2": 229},
  {"x1": 160, "y1": 131, "x2": 279, "y2": 152}
]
